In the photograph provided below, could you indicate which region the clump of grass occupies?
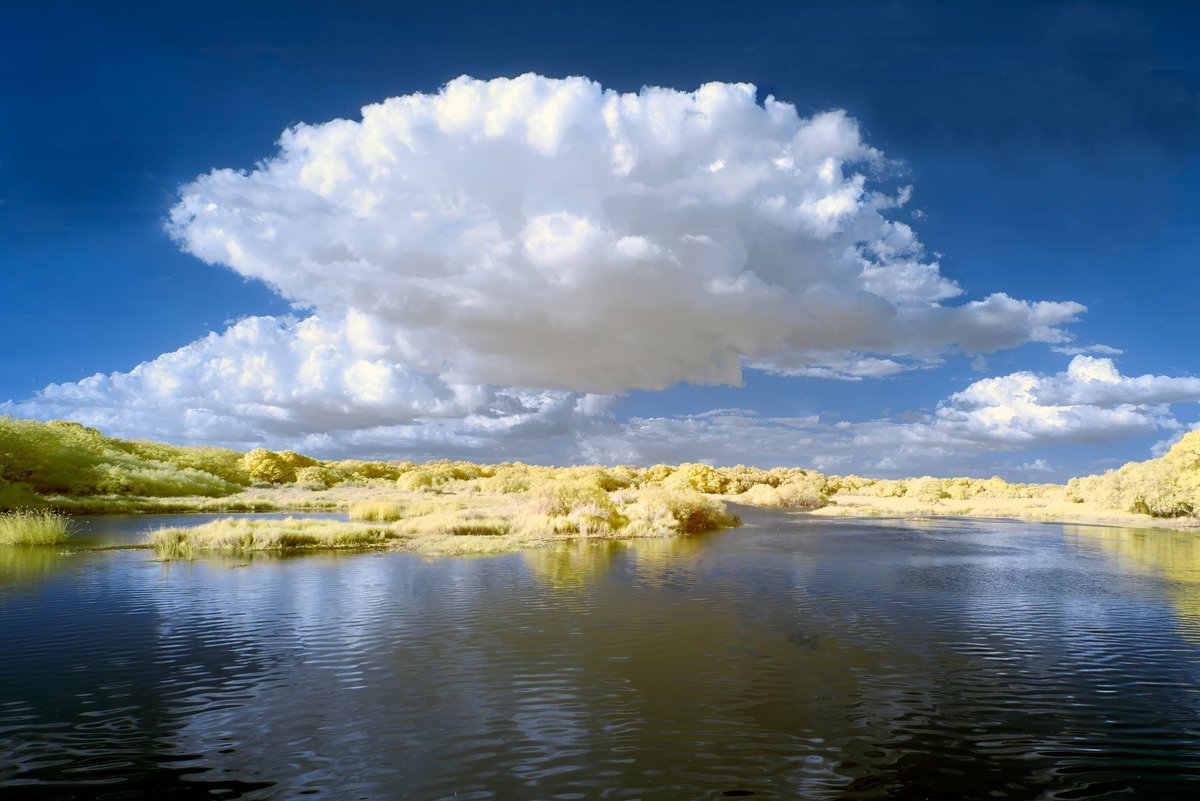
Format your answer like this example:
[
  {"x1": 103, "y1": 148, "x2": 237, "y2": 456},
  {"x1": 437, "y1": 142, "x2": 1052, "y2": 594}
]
[
  {"x1": 397, "y1": 510, "x2": 514, "y2": 537},
  {"x1": 0, "y1": 509, "x2": 73, "y2": 545},
  {"x1": 150, "y1": 517, "x2": 397, "y2": 559},
  {"x1": 348, "y1": 501, "x2": 406, "y2": 522}
]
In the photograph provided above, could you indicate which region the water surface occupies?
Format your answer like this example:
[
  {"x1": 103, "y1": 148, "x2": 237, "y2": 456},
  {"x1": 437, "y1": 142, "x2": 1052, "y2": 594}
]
[{"x1": 3, "y1": 508, "x2": 1200, "y2": 799}]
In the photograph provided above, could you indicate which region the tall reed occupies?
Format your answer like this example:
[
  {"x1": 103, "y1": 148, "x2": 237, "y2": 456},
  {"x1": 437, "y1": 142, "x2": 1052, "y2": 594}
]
[{"x1": 0, "y1": 509, "x2": 72, "y2": 545}]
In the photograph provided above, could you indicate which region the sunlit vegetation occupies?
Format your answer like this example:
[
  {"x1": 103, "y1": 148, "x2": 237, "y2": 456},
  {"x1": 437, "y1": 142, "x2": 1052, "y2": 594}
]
[
  {"x1": 1, "y1": 417, "x2": 249, "y2": 504},
  {"x1": 813, "y1": 431, "x2": 1200, "y2": 523},
  {"x1": 153, "y1": 478, "x2": 742, "y2": 558},
  {"x1": 5, "y1": 417, "x2": 1200, "y2": 561},
  {"x1": 348, "y1": 501, "x2": 406, "y2": 522},
  {"x1": 1067, "y1": 431, "x2": 1200, "y2": 518},
  {"x1": 0, "y1": 509, "x2": 72, "y2": 545},
  {"x1": 738, "y1": 475, "x2": 829, "y2": 509},
  {"x1": 151, "y1": 518, "x2": 399, "y2": 559}
]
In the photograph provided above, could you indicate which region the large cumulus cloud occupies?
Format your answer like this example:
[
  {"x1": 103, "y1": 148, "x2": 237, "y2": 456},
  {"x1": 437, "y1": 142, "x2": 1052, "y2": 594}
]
[
  {"x1": 14, "y1": 75, "x2": 1156, "y2": 471},
  {"x1": 167, "y1": 74, "x2": 1083, "y2": 393}
]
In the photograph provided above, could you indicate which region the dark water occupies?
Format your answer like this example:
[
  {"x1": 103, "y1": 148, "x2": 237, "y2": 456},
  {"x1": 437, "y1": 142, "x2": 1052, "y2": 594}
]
[{"x1": 3, "y1": 508, "x2": 1200, "y2": 800}]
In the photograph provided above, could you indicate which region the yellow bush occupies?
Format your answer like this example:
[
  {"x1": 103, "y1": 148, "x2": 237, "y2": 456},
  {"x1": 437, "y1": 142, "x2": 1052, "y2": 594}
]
[
  {"x1": 777, "y1": 475, "x2": 830, "y2": 508},
  {"x1": 870, "y1": 479, "x2": 908, "y2": 498},
  {"x1": 664, "y1": 463, "x2": 726, "y2": 494},
  {"x1": 397, "y1": 469, "x2": 436, "y2": 491},
  {"x1": 527, "y1": 479, "x2": 617, "y2": 518},
  {"x1": 294, "y1": 465, "x2": 341, "y2": 489},
  {"x1": 476, "y1": 470, "x2": 532, "y2": 494},
  {"x1": 717, "y1": 464, "x2": 779, "y2": 493},
  {"x1": 825, "y1": 474, "x2": 869, "y2": 494},
  {"x1": 240, "y1": 449, "x2": 297, "y2": 484},
  {"x1": 644, "y1": 464, "x2": 676, "y2": 483},
  {"x1": 738, "y1": 484, "x2": 783, "y2": 507},
  {"x1": 625, "y1": 486, "x2": 738, "y2": 535},
  {"x1": 739, "y1": 476, "x2": 828, "y2": 509},
  {"x1": 908, "y1": 476, "x2": 947, "y2": 504}
]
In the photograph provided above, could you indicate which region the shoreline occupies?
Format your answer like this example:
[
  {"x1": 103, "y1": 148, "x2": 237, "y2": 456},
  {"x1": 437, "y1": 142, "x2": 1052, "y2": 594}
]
[
  {"x1": 44, "y1": 486, "x2": 1200, "y2": 532},
  {"x1": 804, "y1": 494, "x2": 1200, "y2": 534},
  {"x1": 9, "y1": 486, "x2": 1200, "y2": 561}
]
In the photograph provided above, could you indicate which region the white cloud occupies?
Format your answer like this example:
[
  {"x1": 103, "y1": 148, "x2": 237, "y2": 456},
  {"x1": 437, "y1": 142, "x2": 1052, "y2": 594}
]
[
  {"x1": 12, "y1": 76, "x2": 1149, "y2": 471},
  {"x1": 1, "y1": 314, "x2": 611, "y2": 460},
  {"x1": 579, "y1": 356, "x2": 1200, "y2": 476},
  {"x1": 924, "y1": 355, "x2": 1200, "y2": 448},
  {"x1": 7, "y1": 317, "x2": 1198, "y2": 476},
  {"x1": 167, "y1": 74, "x2": 1083, "y2": 394},
  {"x1": 1032, "y1": 355, "x2": 1200, "y2": 407},
  {"x1": 1051, "y1": 343, "x2": 1124, "y2": 356}
]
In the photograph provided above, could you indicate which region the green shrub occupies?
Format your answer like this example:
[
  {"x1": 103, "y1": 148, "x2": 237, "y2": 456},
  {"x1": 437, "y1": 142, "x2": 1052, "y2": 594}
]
[
  {"x1": 0, "y1": 481, "x2": 44, "y2": 512},
  {"x1": 0, "y1": 416, "x2": 245, "y2": 498}
]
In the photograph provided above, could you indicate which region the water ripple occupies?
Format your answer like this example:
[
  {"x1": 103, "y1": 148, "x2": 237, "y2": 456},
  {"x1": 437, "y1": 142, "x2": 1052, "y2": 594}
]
[{"x1": 3, "y1": 511, "x2": 1200, "y2": 798}]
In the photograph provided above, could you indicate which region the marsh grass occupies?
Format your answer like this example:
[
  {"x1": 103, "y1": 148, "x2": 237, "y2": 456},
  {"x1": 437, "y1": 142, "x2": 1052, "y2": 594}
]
[
  {"x1": 41, "y1": 490, "x2": 352, "y2": 515},
  {"x1": 348, "y1": 501, "x2": 406, "y2": 522},
  {"x1": 150, "y1": 517, "x2": 398, "y2": 559},
  {"x1": 150, "y1": 483, "x2": 742, "y2": 559},
  {"x1": 812, "y1": 494, "x2": 1200, "y2": 531},
  {"x1": 0, "y1": 509, "x2": 73, "y2": 545}
]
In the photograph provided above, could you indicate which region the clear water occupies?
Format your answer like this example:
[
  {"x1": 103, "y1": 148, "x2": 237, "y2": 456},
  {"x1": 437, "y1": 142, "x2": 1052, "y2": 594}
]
[{"x1": 2, "y1": 507, "x2": 1200, "y2": 800}]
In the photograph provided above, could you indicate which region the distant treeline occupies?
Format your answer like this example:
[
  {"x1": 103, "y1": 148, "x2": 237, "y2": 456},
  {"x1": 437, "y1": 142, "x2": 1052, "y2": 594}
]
[{"x1": 1, "y1": 416, "x2": 1197, "y2": 519}]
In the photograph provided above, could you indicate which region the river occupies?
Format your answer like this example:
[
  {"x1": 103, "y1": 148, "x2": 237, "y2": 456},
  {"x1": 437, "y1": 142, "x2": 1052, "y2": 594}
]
[{"x1": 2, "y1": 507, "x2": 1199, "y2": 799}]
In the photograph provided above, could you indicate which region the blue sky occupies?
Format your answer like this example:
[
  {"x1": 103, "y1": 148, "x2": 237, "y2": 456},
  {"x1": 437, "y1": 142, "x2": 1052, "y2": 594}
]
[{"x1": 2, "y1": 1, "x2": 1199, "y2": 478}]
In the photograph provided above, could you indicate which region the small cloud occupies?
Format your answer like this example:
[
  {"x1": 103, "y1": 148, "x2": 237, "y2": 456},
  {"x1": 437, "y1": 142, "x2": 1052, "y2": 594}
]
[{"x1": 1052, "y1": 344, "x2": 1124, "y2": 356}]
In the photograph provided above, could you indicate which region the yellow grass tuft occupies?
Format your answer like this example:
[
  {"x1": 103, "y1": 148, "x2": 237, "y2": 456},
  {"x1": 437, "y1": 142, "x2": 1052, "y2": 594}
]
[
  {"x1": 348, "y1": 501, "x2": 406, "y2": 522},
  {"x1": 0, "y1": 509, "x2": 73, "y2": 545}
]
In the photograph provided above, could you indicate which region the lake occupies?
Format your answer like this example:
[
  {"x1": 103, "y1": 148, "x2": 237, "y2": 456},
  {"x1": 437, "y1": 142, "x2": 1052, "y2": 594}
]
[{"x1": 2, "y1": 507, "x2": 1200, "y2": 799}]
